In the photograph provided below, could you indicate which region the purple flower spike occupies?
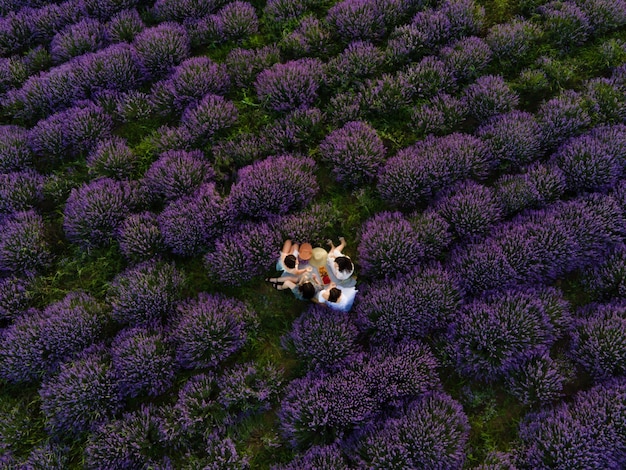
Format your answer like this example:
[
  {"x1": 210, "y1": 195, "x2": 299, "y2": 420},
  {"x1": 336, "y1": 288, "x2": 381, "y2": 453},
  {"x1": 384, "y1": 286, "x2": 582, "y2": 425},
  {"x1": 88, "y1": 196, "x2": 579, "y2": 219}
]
[
  {"x1": 132, "y1": 22, "x2": 190, "y2": 80},
  {"x1": 180, "y1": 93, "x2": 238, "y2": 145},
  {"x1": 326, "y1": 0, "x2": 386, "y2": 43},
  {"x1": 0, "y1": 210, "x2": 53, "y2": 275},
  {"x1": 218, "y1": 1, "x2": 258, "y2": 42},
  {"x1": 0, "y1": 125, "x2": 33, "y2": 172},
  {"x1": 117, "y1": 211, "x2": 166, "y2": 262},
  {"x1": 463, "y1": 74, "x2": 519, "y2": 122},
  {"x1": 86, "y1": 136, "x2": 138, "y2": 180},
  {"x1": 50, "y1": 18, "x2": 108, "y2": 64}
]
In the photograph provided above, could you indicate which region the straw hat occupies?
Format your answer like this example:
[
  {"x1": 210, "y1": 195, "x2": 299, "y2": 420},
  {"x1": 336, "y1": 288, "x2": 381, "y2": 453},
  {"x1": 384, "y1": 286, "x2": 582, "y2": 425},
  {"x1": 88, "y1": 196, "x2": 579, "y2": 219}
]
[
  {"x1": 298, "y1": 242, "x2": 313, "y2": 261},
  {"x1": 309, "y1": 247, "x2": 328, "y2": 267}
]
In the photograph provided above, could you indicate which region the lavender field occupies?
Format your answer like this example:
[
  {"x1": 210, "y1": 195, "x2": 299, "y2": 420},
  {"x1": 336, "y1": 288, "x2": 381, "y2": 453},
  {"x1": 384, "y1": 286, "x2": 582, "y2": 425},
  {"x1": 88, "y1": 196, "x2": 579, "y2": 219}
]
[{"x1": 2, "y1": 0, "x2": 626, "y2": 468}]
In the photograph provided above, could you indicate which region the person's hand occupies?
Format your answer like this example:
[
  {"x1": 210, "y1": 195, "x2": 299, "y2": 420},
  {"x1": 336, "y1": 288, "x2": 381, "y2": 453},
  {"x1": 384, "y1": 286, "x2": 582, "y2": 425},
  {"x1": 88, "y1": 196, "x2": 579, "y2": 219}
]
[{"x1": 306, "y1": 267, "x2": 312, "y2": 272}]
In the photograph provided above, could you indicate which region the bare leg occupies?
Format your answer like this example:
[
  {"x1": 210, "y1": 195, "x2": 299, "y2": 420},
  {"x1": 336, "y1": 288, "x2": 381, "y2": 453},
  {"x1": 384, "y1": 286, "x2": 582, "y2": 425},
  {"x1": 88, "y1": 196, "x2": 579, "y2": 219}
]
[
  {"x1": 279, "y1": 280, "x2": 297, "y2": 290},
  {"x1": 281, "y1": 239, "x2": 292, "y2": 254},
  {"x1": 337, "y1": 236, "x2": 346, "y2": 252},
  {"x1": 268, "y1": 276, "x2": 298, "y2": 283}
]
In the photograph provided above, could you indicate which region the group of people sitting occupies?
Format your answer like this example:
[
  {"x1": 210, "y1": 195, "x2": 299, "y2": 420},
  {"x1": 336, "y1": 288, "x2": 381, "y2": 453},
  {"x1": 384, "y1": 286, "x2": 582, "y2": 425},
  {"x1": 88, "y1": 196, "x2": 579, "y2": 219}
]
[{"x1": 266, "y1": 237, "x2": 358, "y2": 312}]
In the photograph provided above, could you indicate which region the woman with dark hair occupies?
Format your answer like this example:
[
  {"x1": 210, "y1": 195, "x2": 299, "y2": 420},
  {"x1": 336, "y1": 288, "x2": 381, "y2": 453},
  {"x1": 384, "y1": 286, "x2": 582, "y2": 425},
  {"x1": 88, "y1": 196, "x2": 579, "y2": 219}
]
[
  {"x1": 266, "y1": 269, "x2": 323, "y2": 300},
  {"x1": 326, "y1": 236, "x2": 355, "y2": 283},
  {"x1": 276, "y1": 239, "x2": 310, "y2": 276},
  {"x1": 316, "y1": 281, "x2": 358, "y2": 312}
]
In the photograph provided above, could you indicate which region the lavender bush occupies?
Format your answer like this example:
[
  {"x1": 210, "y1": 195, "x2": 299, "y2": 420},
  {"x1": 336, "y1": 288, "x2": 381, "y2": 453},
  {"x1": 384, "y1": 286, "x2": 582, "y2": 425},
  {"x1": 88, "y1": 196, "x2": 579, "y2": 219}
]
[
  {"x1": 132, "y1": 22, "x2": 190, "y2": 80},
  {"x1": 378, "y1": 133, "x2": 491, "y2": 209},
  {"x1": 485, "y1": 19, "x2": 541, "y2": 68},
  {"x1": 105, "y1": 8, "x2": 144, "y2": 43},
  {"x1": 504, "y1": 353, "x2": 566, "y2": 406},
  {"x1": 439, "y1": 36, "x2": 492, "y2": 83},
  {"x1": 263, "y1": 107, "x2": 324, "y2": 154},
  {"x1": 462, "y1": 74, "x2": 519, "y2": 123},
  {"x1": 280, "y1": 16, "x2": 332, "y2": 59},
  {"x1": 0, "y1": 291, "x2": 109, "y2": 383},
  {"x1": 152, "y1": 0, "x2": 221, "y2": 22},
  {"x1": 86, "y1": 136, "x2": 138, "y2": 180},
  {"x1": 433, "y1": 180, "x2": 503, "y2": 240},
  {"x1": 111, "y1": 326, "x2": 176, "y2": 398},
  {"x1": 580, "y1": 243, "x2": 626, "y2": 301},
  {"x1": 0, "y1": 276, "x2": 31, "y2": 321},
  {"x1": 255, "y1": 58, "x2": 325, "y2": 112},
  {"x1": 63, "y1": 178, "x2": 144, "y2": 249},
  {"x1": 276, "y1": 201, "x2": 342, "y2": 246},
  {"x1": 272, "y1": 445, "x2": 349, "y2": 470},
  {"x1": 151, "y1": 57, "x2": 230, "y2": 117},
  {"x1": 50, "y1": 18, "x2": 108, "y2": 64},
  {"x1": 357, "y1": 211, "x2": 426, "y2": 279},
  {"x1": 107, "y1": 260, "x2": 185, "y2": 326},
  {"x1": 354, "y1": 265, "x2": 461, "y2": 342},
  {"x1": 537, "y1": 89, "x2": 593, "y2": 150},
  {"x1": 400, "y1": 55, "x2": 456, "y2": 100},
  {"x1": 0, "y1": 170, "x2": 45, "y2": 217},
  {"x1": 348, "y1": 391, "x2": 470, "y2": 470},
  {"x1": 324, "y1": 41, "x2": 385, "y2": 89},
  {"x1": 117, "y1": 211, "x2": 166, "y2": 262},
  {"x1": 0, "y1": 210, "x2": 52, "y2": 275},
  {"x1": 0, "y1": 125, "x2": 33, "y2": 172},
  {"x1": 318, "y1": 121, "x2": 385, "y2": 187},
  {"x1": 282, "y1": 303, "x2": 361, "y2": 371},
  {"x1": 412, "y1": 93, "x2": 467, "y2": 136},
  {"x1": 228, "y1": 154, "x2": 317, "y2": 220},
  {"x1": 143, "y1": 149, "x2": 214, "y2": 202},
  {"x1": 39, "y1": 346, "x2": 122, "y2": 437},
  {"x1": 450, "y1": 287, "x2": 570, "y2": 381},
  {"x1": 180, "y1": 93, "x2": 239, "y2": 145},
  {"x1": 203, "y1": 220, "x2": 282, "y2": 286},
  {"x1": 326, "y1": 0, "x2": 386, "y2": 43},
  {"x1": 158, "y1": 182, "x2": 233, "y2": 256},
  {"x1": 407, "y1": 211, "x2": 453, "y2": 260},
  {"x1": 218, "y1": 1, "x2": 258, "y2": 42},
  {"x1": 170, "y1": 293, "x2": 257, "y2": 369},
  {"x1": 539, "y1": 1, "x2": 591, "y2": 52},
  {"x1": 224, "y1": 45, "x2": 281, "y2": 88}
]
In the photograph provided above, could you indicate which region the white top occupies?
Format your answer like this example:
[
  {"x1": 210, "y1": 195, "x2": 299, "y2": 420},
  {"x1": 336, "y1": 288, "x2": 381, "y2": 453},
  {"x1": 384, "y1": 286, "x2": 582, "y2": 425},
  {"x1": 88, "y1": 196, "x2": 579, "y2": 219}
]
[
  {"x1": 317, "y1": 286, "x2": 358, "y2": 312},
  {"x1": 326, "y1": 248, "x2": 354, "y2": 281}
]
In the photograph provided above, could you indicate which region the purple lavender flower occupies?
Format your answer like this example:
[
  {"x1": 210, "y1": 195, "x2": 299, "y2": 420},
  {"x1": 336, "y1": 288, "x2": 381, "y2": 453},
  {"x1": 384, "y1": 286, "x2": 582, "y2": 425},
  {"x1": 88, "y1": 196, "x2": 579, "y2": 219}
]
[
  {"x1": 74, "y1": 43, "x2": 144, "y2": 96},
  {"x1": 29, "y1": 103, "x2": 113, "y2": 163},
  {"x1": 326, "y1": 0, "x2": 385, "y2": 43},
  {"x1": 0, "y1": 291, "x2": 108, "y2": 383},
  {"x1": 83, "y1": 0, "x2": 140, "y2": 20},
  {"x1": 462, "y1": 74, "x2": 519, "y2": 122},
  {"x1": 589, "y1": 123, "x2": 626, "y2": 169},
  {"x1": 485, "y1": 19, "x2": 541, "y2": 67},
  {"x1": 22, "y1": 441, "x2": 70, "y2": 470},
  {"x1": 217, "y1": 1, "x2": 258, "y2": 42},
  {"x1": 203, "y1": 220, "x2": 282, "y2": 286},
  {"x1": 227, "y1": 154, "x2": 317, "y2": 220},
  {"x1": 143, "y1": 149, "x2": 214, "y2": 202},
  {"x1": 152, "y1": 0, "x2": 221, "y2": 22},
  {"x1": 225, "y1": 45, "x2": 280, "y2": 88},
  {"x1": 324, "y1": 41, "x2": 384, "y2": 89},
  {"x1": 412, "y1": 92, "x2": 467, "y2": 135},
  {"x1": 255, "y1": 58, "x2": 325, "y2": 112},
  {"x1": 0, "y1": 125, "x2": 33, "y2": 172},
  {"x1": 39, "y1": 346, "x2": 122, "y2": 437},
  {"x1": 150, "y1": 125, "x2": 195, "y2": 154},
  {"x1": 357, "y1": 72, "x2": 413, "y2": 116},
  {"x1": 539, "y1": 1, "x2": 591, "y2": 51},
  {"x1": 169, "y1": 292, "x2": 256, "y2": 369},
  {"x1": 570, "y1": 302, "x2": 626, "y2": 380},
  {"x1": 158, "y1": 182, "x2": 233, "y2": 256},
  {"x1": 63, "y1": 178, "x2": 144, "y2": 249},
  {"x1": 551, "y1": 133, "x2": 620, "y2": 193},
  {"x1": 278, "y1": 367, "x2": 378, "y2": 447},
  {"x1": 85, "y1": 404, "x2": 175, "y2": 470},
  {"x1": 0, "y1": 170, "x2": 45, "y2": 216},
  {"x1": 579, "y1": 0, "x2": 626, "y2": 35},
  {"x1": 283, "y1": 303, "x2": 361, "y2": 371},
  {"x1": 117, "y1": 211, "x2": 166, "y2": 261},
  {"x1": 440, "y1": 36, "x2": 492, "y2": 83},
  {"x1": 272, "y1": 445, "x2": 349, "y2": 470},
  {"x1": 180, "y1": 93, "x2": 238, "y2": 145},
  {"x1": 408, "y1": 211, "x2": 453, "y2": 260},
  {"x1": 217, "y1": 362, "x2": 283, "y2": 422},
  {"x1": 584, "y1": 77, "x2": 626, "y2": 125},
  {"x1": 86, "y1": 136, "x2": 138, "y2": 180},
  {"x1": 476, "y1": 110, "x2": 544, "y2": 170},
  {"x1": 151, "y1": 57, "x2": 230, "y2": 116},
  {"x1": 50, "y1": 18, "x2": 108, "y2": 64},
  {"x1": 281, "y1": 16, "x2": 331, "y2": 59},
  {"x1": 212, "y1": 132, "x2": 268, "y2": 168},
  {"x1": 518, "y1": 378, "x2": 626, "y2": 469},
  {"x1": 318, "y1": 121, "x2": 385, "y2": 187},
  {"x1": 0, "y1": 276, "x2": 31, "y2": 321},
  {"x1": 277, "y1": 201, "x2": 342, "y2": 246},
  {"x1": 263, "y1": 0, "x2": 311, "y2": 26},
  {"x1": 132, "y1": 22, "x2": 190, "y2": 80},
  {"x1": 440, "y1": 0, "x2": 485, "y2": 39},
  {"x1": 494, "y1": 164, "x2": 566, "y2": 215},
  {"x1": 504, "y1": 353, "x2": 566, "y2": 406},
  {"x1": 378, "y1": 133, "x2": 491, "y2": 209},
  {"x1": 357, "y1": 211, "x2": 425, "y2": 279},
  {"x1": 348, "y1": 392, "x2": 469, "y2": 469},
  {"x1": 105, "y1": 8, "x2": 145, "y2": 43},
  {"x1": 450, "y1": 288, "x2": 569, "y2": 381},
  {"x1": 537, "y1": 89, "x2": 594, "y2": 150},
  {"x1": 433, "y1": 180, "x2": 503, "y2": 239},
  {"x1": 580, "y1": 243, "x2": 626, "y2": 301},
  {"x1": 400, "y1": 55, "x2": 456, "y2": 100},
  {"x1": 327, "y1": 90, "x2": 363, "y2": 124},
  {"x1": 3, "y1": 62, "x2": 85, "y2": 123},
  {"x1": 185, "y1": 14, "x2": 224, "y2": 48},
  {"x1": 264, "y1": 107, "x2": 324, "y2": 153},
  {"x1": 173, "y1": 373, "x2": 221, "y2": 441},
  {"x1": 106, "y1": 260, "x2": 185, "y2": 326},
  {"x1": 203, "y1": 436, "x2": 250, "y2": 469},
  {"x1": 355, "y1": 265, "x2": 461, "y2": 342},
  {"x1": 111, "y1": 326, "x2": 176, "y2": 398},
  {"x1": 0, "y1": 210, "x2": 52, "y2": 275}
]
